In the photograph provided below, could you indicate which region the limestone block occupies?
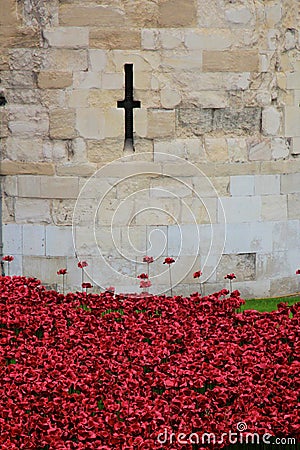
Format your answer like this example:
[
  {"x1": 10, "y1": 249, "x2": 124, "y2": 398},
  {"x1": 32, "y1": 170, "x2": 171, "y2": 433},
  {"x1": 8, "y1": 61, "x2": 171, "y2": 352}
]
[
  {"x1": 8, "y1": 106, "x2": 49, "y2": 137},
  {"x1": 5, "y1": 137, "x2": 43, "y2": 162},
  {"x1": 56, "y1": 163, "x2": 97, "y2": 177},
  {"x1": 183, "y1": 90, "x2": 228, "y2": 109},
  {"x1": 225, "y1": 6, "x2": 252, "y2": 25},
  {"x1": 270, "y1": 277, "x2": 299, "y2": 297},
  {"x1": 41, "y1": 49, "x2": 88, "y2": 72},
  {"x1": 0, "y1": 0, "x2": 19, "y2": 27},
  {"x1": 159, "y1": 30, "x2": 183, "y2": 50},
  {"x1": 192, "y1": 176, "x2": 230, "y2": 198},
  {"x1": 203, "y1": 51, "x2": 259, "y2": 72},
  {"x1": 95, "y1": 160, "x2": 163, "y2": 178},
  {"x1": 37, "y1": 71, "x2": 73, "y2": 89},
  {"x1": 43, "y1": 27, "x2": 88, "y2": 48},
  {"x1": 23, "y1": 256, "x2": 65, "y2": 285},
  {"x1": 59, "y1": 5, "x2": 124, "y2": 27},
  {"x1": 133, "y1": 197, "x2": 180, "y2": 226},
  {"x1": 224, "y1": 222, "x2": 273, "y2": 254},
  {"x1": 3, "y1": 176, "x2": 17, "y2": 197},
  {"x1": 160, "y1": 87, "x2": 181, "y2": 108},
  {"x1": 3, "y1": 223, "x2": 22, "y2": 254},
  {"x1": 49, "y1": 109, "x2": 76, "y2": 139},
  {"x1": 2, "y1": 196, "x2": 15, "y2": 223},
  {"x1": 76, "y1": 108, "x2": 105, "y2": 139},
  {"x1": 265, "y1": 3, "x2": 282, "y2": 26},
  {"x1": 158, "y1": 0, "x2": 197, "y2": 27},
  {"x1": 67, "y1": 90, "x2": 89, "y2": 108},
  {"x1": 287, "y1": 194, "x2": 300, "y2": 219},
  {"x1": 262, "y1": 107, "x2": 282, "y2": 135},
  {"x1": 0, "y1": 111, "x2": 9, "y2": 138},
  {"x1": 230, "y1": 175, "x2": 254, "y2": 196},
  {"x1": 168, "y1": 224, "x2": 199, "y2": 257},
  {"x1": 15, "y1": 199, "x2": 52, "y2": 224},
  {"x1": 178, "y1": 108, "x2": 213, "y2": 135},
  {"x1": 40, "y1": 177, "x2": 79, "y2": 199},
  {"x1": 254, "y1": 175, "x2": 280, "y2": 195},
  {"x1": 261, "y1": 195, "x2": 287, "y2": 220},
  {"x1": 284, "y1": 29, "x2": 297, "y2": 51},
  {"x1": 223, "y1": 73, "x2": 251, "y2": 91},
  {"x1": 45, "y1": 226, "x2": 74, "y2": 256},
  {"x1": 52, "y1": 199, "x2": 76, "y2": 225},
  {"x1": 90, "y1": 29, "x2": 141, "y2": 50},
  {"x1": 219, "y1": 196, "x2": 261, "y2": 223},
  {"x1": 87, "y1": 139, "x2": 123, "y2": 163},
  {"x1": 79, "y1": 178, "x2": 118, "y2": 200},
  {"x1": 150, "y1": 177, "x2": 192, "y2": 198},
  {"x1": 147, "y1": 110, "x2": 175, "y2": 138},
  {"x1": 88, "y1": 89, "x2": 120, "y2": 109},
  {"x1": 1, "y1": 161, "x2": 55, "y2": 176},
  {"x1": 110, "y1": 51, "x2": 160, "y2": 72},
  {"x1": 123, "y1": 0, "x2": 158, "y2": 27},
  {"x1": 214, "y1": 108, "x2": 261, "y2": 133},
  {"x1": 271, "y1": 221, "x2": 300, "y2": 252},
  {"x1": 141, "y1": 29, "x2": 159, "y2": 50},
  {"x1": 291, "y1": 137, "x2": 300, "y2": 155},
  {"x1": 248, "y1": 140, "x2": 271, "y2": 161},
  {"x1": 18, "y1": 175, "x2": 41, "y2": 197},
  {"x1": 73, "y1": 72, "x2": 102, "y2": 89},
  {"x1": 104, "y1": 109, "x2": 123, "y2": 138},
  {"x1": 286, "y1": 70, "x2": 300, "y2": 89},
  {"x1": 227, "y1": 138, "x2": 247, "y2": 163},
  {"x1": 267, "y1": 29, "x2": 280, "y2": 50},
  {"x1": 23, "y1": 225, "x2": 45, "y2": 256},
  {"x1": 102, "y1": 73, "x2": 123, "y2": 90},
  {"x1": 40, "y1": 89, "x2": 67, "y2": 109},
  {"x1": 161, "y1": 50, "x2": 202, "y2": 71},
  {"x1": 271, "y1": 138, "x2": 289, "y2": 160},
  {"x1": 281, "y1": 173, "x2": 300, "y2": 194},
  {"x1": 89, "y1": 49, "x2": 107, "y2": 72},
  {"x1": 204, "y1": 138, "x2": 228, "y2": 163},
  {"x1": 134, "y1": 90, "x2": 160, "y2": 108},
  {"x1": 181, "y1": 197, "x2": 217, "y2": 224},
  {"x1": 260, "y1": 159, "x2": 300, "y2": 175},
  {"x1": 284, "y1": 107, "x2": 300, "y2": 137},
  {"x1": 216, "y1": 253, "x2": 256, "y2": 282},
  {"x1": 184, "y1": 29, "x2": 233, "y2": 50},
  {"x1": 154, "y1": 138, "x2": 206, "y2": 163}
]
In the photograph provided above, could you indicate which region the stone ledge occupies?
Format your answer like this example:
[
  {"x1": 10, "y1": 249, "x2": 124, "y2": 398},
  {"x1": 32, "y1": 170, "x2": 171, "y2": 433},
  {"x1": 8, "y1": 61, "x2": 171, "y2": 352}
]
[{"x1": 0, "y1": 161, "x2": 55, "y2": 176}]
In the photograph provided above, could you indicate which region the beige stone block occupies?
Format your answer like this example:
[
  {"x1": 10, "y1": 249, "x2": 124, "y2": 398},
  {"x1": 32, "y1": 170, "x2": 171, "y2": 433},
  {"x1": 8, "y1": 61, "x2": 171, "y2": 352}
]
[
  {"x1": 23, "y1": 256, "x2": 65, "y2": 285},
  {"x1": 37, "y1": 71, "x2": 73, "y2": 89},
  {"x1": 134, "y1": 109, "x2": 148, "y2": 138},
  {"x1": 150, "y1": 176, "x2": 192, "y2": 199},
  {"x1": 286, "y1": 70, "x2": 300, "y2": 89},
  {"x1": 0, "y1": 26, "x2": 39, "y2": 48},
  {"x1": 88, "y1": 89, "x2": 119, "y2": 109},
  {"x1": 104, "y1": 109, "x2": 123, "y2": 138},
  {"x1": 5, "y1": 137, "x2": 43, "y2": 162},
  {"x1": 110, "y1": 51, "x2": 160, "y2": 72},
  {"x1": 123, "y1": 0, "x2": 158, "y2": 27},
  {"x1": 134, "y1": 71, "x2": 153, "y2": 90},
  {"x1": 52, "y1": 199, "x2": 76, "y2": 225},
  {"x1": 8, "y1": 106, "x2": 49, "y2": 137},
  {"x1": 161, "y1": 50, "x2": 202, "y2": 71},
  {"x1": 49, "y1": 109, "x2": 76, "y2": 139},
  {"x1": 159, "y1": 30, "x2": 183, "y2": 49},
  {"x1": 0, "y1": 0, "x2": 19, "y2": 27},
  {"x1": 160, "y1": 87, "x2": 181, "y2": 108},
  {"x1": 158, "y1": 0, "x2": 197, "y2": 27},
  {"x1": 18, "y1": 175, "x2": 41, "y2": 197},
  {"x1": 133, "y1": 197, "x2": 180, "y2": 226},
  {"x1": 262, "y1": 107, "x2": 282, "y2": 136},
  {"x1": 43, "y1": 27, "x2": 89, "y2": 49},
  {"x1": 203, "y1": 51, "x2": 259, "y2": 72},
  {"x1": 195, "y1": 162, "x2": 261, "y2": 177},
  {"x1": 67, "y1": 90, "x2": 89, "y2": 108},
  {"x1": 147, "y1": 110, "x2": 175, "y2": 138},
  {"x1": 225, "y1": 6, "x2": 252, "y2": 25},
  {"x1": 40, "y1": 177, "x2": 79, "y2": 199},
  {"x1": 90, "y1": 29, "x2": 141, "y2": 50},
  {"x1": 3, "y1": 176, "x2": 17, "y2": 196},
  {"x1": 95, "y1": 161, "x2": 163, "y2": 178},
  {"x1": 76, "y1": 108, "x2": 105, "y2": 139},
  {"x1": 56, "y1": 163, "x2": 97, "y2": 177},
  {"x1": 227, "y1": 138, "x2": 247, "y2": 163},
  {"x1": 41, "y1": 49, "x2": 88, "y2": 72},
  {"x1": 184, "y1": 29, "x2": 233, "y2": 50},
  {"x1": 15, "y1": 199, "x2": 52, "y2": 224},
  {"x1": 73, "y1": 71, "x2": 102, "y2": 89},
  {"x1": 141, "y1": 29, "x2": 159, "y2": 50},
  {"x1": 260, "y1": 159, "x2": 300, "y2": 175},
  {"x1": 59, "y1": 5, "x2": 125, "y2": 27},
  {"x1": 193, "y1": 177, "x2": 230, "y2": 197},
  {"x1": 134, "y1": 90, "x2": 160, "y2": 108},
  {"x1": 1, "y1": 161, "x2": 55, "y2": 176},
  {"x1": 87, "y1": 139, "x2": 123, "y2": 163},
  {"x1": 285, "y1": 106, "x2": 300, "y2": 136},
  {"x1": 248, "y1": 140, "x2": 271, "y2": 161},
  {"x1": 261, "y1": 195, "x2": 287, "y2": 221},
  {"x1": 181, "y1": 197, "x2": 218, "y2": 224},
  {"x1": 287, "y1": 194, "x2": 300, "y2": 219},
  {"x1": 102, "y1": 73, "x2": 123, "y2": 90},
  {"x1": 271, "y1": 138, "x2": 289, "y2": 160},
  {"x1": 89, "y1": 49, "x2": 107, "y2": 72},
  {"x1": 40, "y1": 89, "x2": 67, "y2": 109},
  {"x1": 154, "y1": 138, "x2": 206, "y2": 163},
  {"x1": 205, "y1": 138, "x2": 228, "y2": 163},
  {"x1": 265, "y1": 3, "x2": 282, "y2": 27}
]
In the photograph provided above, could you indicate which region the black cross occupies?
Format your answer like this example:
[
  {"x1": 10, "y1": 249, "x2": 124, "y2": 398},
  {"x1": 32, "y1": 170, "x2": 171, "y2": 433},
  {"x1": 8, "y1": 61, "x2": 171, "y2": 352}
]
[{"x1": 117, "y1": 64, "x2": 141, "y2": 151}]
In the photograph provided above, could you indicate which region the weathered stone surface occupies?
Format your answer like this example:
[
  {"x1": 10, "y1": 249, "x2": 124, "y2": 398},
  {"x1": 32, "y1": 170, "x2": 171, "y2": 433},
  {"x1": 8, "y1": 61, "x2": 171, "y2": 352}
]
[
  {"x1": 184, "y1": 29, "x2": 233, "y2": 50},
  {"x1": 254, "y1": 175, "x2": 280, "y2": 195},
  {"x1": 147, "y1": 110, "x2": 175, "y2": 138},
  {"x1": 40, "y1": 177, "x2": 79, "y2": 199},
  {"x1": 285, "y1": 106, "x2": 300, "y2": 137},
  {"x1": 15, "y1": 199, "x2": 52, "y2": 224},
  {"x1": 59, "y1": 5, "x2": 125, "y2": 27},
  {"x1": 88, "y1": 49, "x2": 107, "y2": 71},
  {"x1": 123, "y1": 0, "x2": 158, "y2": 27},
  {"x1": 287, "y1": 194, "x2": 300, "y2": 219},
  {"x1": 225, "y1": 6, "x2": 253, "y2": 25},
  {"x1": 37, "y1": 72, "x2": 73, "y2": 89},
  {"x1": 158, "y1": 0, "x2": 197, "y2": 27},
  {"x1": 219, "y1": 196, "x2": 261, "y2": 223},
  {"x1": 160, "y1": 87, "x2": 181, "y2": 108},
  {"x1": 1, "y1": 161, "x2": 55, "y2": 176},
  {"x1": 56, "y1": 163, "x2": 97, "y2": 177},
  {"x1": 281, "y1": 173, "x2": 300, "y2": 194},
  {"x1": 52, "y1": 199, "x2": 76, "y2": 225},
  {"x1": 261, "y1": 195, "x2": 287, "y2": 220},
  {"x1": 230, "y1": 175, "x2": 254, "y2": 196},
  {"x1": 76, "y1": 108, "x2": 105, "y2": 139},
  {"x1": 214, "y1": 108, "x2": 261, "y2": 133},
  {"x1": 204, "y1": 138, "x2": 228, "y2": 163},
  {"x1": 43, "y1": 27, "x2": 89, "y2": 48},
  {"x1": 0, "y1": 27, "x2": 39, "y2": 48},
  {"x1": 227, "y1": 138, "x2": 247, "y2": 163},
  {"x1": 248, "y1": 140, "x2": 271, "y2": 161},
  {"x1": 49, "y1": 109, "x2": 76, "y2": 139},
  {"x1": 90, "y1": 29, "x2": 141, "y2": 49},
  {"x1": 271, "y1": 138, "x2": 289, "y2": 160},
  {"x1": 41, "y1": 49, "x2": 88, "y2": 72},
  {"x1": 45, "y1": 226, "x2": 74, "y2": 256},
  {"x1": 262, "y1": 107, "x2": 282, "y2": 136},
  {"x1": 87, "y1": 139, "x2": 123, "y2": 163},
  {"x1": 18, "y1": 175, "x2": 41, "y2": 197},
  {"x1": 178, "y1": 108, "x2": 213, "y2": 135},
  {"x1": 8, "y1": 106, "x2": 49, "y2": 137},
  {"x1": 203, "y1": 51, "x2": 259, "y2": 72},
  {"x1": 216, "y1": 253, "x2": 256, "y2": 282}
]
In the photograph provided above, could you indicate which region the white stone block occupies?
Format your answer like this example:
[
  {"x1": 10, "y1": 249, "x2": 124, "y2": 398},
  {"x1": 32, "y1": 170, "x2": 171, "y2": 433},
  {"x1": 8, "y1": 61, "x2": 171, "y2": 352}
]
[
  {"x1": 287, "y1": 194, "x2": 300, "y2": 219},
  {"x1": 15, "y1": 199, "x2": 52, "y2": 224},
  {"x1": 160, "y1": 87, "x2": 181, "y2": 108},
  {"x1": 88, "y1": 49, "x2": 107, "y2": 71},
  {"x1": 291, "y1": 137, "x2": 300, "y2": 155},
  {"x1": 46, "y1": 226, "x2": 74, "y2": 257},
  {"x1": 248, "y1": 140, "x2": 271, "y2": 161},
  {"x1": 262, "y1": 107, "x2": 281, "y2": 135},
  {"x1": 159, "y1": 30, "x2": 183, "y2": 49},
  {"x1": 265, "y1": 3, "x2": 282, "y2": 26},
  {"x1": 102, "y1": 73, "x2": 123, "y2": 90},
  {"x1": 286, "y1": 71, "x2": 300, "y2": 89},
  {"x1": 43, "y1": 27, "x2": 89, "y2": 48},
  {"x1": 225, "y1": 7, "x2": 252, "y2": 25},
  {"x1": 23, "y1": 225, "x2": 45, "y2": 256},
  {"x1": 154, "y1": 139, "x2": 205, "y2": 163},
  {"x1": 281, "y1": 173, "x2": 300, "y2": 194},
  {"x1": 254, "y1": 175, "x2": 280, "y2": 195},
  {"x1": 285, "y1": 107, "x2": 300, "y2": 137},
  {"x1": 272, "y1": 220, "x2": 300, "y2": 252},
  {"x1": 261, "y1": 195, "x2": 287, "y2": 221},
  {"x1": 184, "y1": 30, "x2": 233, "y2": 50},
  {"x1": 73, "y1": 71, "x2": 102, "y2": 89},
  {"x1": 224, "y1": 221, "x2": 273, "y2": 254},
  {"x1": 76, "y1": 108, "x2": 105, "y2": 139},
  {"x1": 3, "y1": 223, "x2": 22, "y2": 255},
  {"x1": 271, "y1": 138, "x2": 289, "y2": 160},
  {"x1": 230, "y1": 175, "x2": 254, "y2": 196},
  {"x1": 168, "y1": 224, "x2": 200, "y2": 257},
  {"x1": 219, "y1": 196, "x2": 261, "y2": 223},
  {"x1": 18, "y1": 175, "x2": 41, "y2": 197},
  {"x1": 141, "y1": 29, "x2": 158, "y2": 50}
]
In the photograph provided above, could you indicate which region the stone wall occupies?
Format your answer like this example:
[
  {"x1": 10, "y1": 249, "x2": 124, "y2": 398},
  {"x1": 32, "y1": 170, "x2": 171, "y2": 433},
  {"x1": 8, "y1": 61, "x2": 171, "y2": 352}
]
[{"x1": 1, "y1": 0, "x2": 300, "y2": 296}]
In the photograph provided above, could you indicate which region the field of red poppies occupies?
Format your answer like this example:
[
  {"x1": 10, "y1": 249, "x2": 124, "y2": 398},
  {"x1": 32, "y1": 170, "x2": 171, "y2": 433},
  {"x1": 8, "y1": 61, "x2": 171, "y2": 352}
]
[{"x1": 0, "y1": 276, "x2": 299, "y2": 449}]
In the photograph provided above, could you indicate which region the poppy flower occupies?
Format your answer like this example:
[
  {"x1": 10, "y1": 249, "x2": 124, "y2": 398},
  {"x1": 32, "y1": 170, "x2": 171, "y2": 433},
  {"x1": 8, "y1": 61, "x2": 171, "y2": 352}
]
[
  {"x1": 78, "y1": 261, "x2": 88, "y2": 268},
  {"x1": 224, "y1": 273, "x2": 236, "y2": 280},
  {"x1": 2, "y1": 255, "x2": 14, "y2": 262},
  {"x1": 140, "y1": 280, "x2": 152, "y2": 289},
  {"x1": 57, "y1": 268, "x2": 67, "y2": 275},
  {"x1": 163, "y1": 257, "x2": 175, "y2": 265},
  {"x1": 143, "y1": 256, "x2": 154, "y2": 264},
  {"x1": 296, "y1": 269, "x2": 300, "y2": 275},
  {"x1": 82, "y1": 282, "x2": 92, "y2": 289},
  {"x1": 137, "y1": 273, "x2": 148, "y2": 279},
  {"x1": 193, "y1": 270, "x2": 202, "y2": 278}
]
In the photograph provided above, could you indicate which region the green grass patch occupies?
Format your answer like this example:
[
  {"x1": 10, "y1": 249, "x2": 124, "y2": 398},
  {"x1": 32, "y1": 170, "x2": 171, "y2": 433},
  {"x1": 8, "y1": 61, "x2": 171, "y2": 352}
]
[{"x1": 242, "y1": 296, "x2": 300, "y2": 313}]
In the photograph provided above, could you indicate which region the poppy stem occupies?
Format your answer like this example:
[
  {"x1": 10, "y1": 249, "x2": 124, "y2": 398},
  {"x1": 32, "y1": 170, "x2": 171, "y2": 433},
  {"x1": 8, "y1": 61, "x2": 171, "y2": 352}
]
[
  {"x1": 169, "y1": 265, "x2": 173, "y2": 297},
  {"x1": 62, "y1": 274, "x2": 65, "y2": 296},
  {"x1": 7, "y1": 262, "x2": 10, "y2": 277},
  {"x1": 81, "y1": 269, "x2": 84, "y2": 293},
  {"x1": 199, "y1": 281, "x2": 203, "y2": 297},
  {"x1": 230, "y1": 279, "x2": 232, "y2": 292}
]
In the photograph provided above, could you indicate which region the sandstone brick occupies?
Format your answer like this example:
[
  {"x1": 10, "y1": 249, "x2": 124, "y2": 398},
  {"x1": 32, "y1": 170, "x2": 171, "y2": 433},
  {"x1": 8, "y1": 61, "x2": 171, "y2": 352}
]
[
  {"x1": 261, "y1": 195, "x2": 287, "y2": 221},
  {"x1": 123, "y1": 0, "x2": 158, "y2": 27},
  {"x1": 43, "y1": 27, "x2": 89, "y2": 48},
  {"x1": 15, "y1": 199, "x2": 52, "y2": 224},
  {"x1": 158, "y1": 0, "x2": 197, "y2": 27},
  {"x1": 59, "y1": 5, "x2": 125, "y2": 27},
  {"x1": 1, "y1": 161, "x2": 55, "y2": 176},
  {"x1": 203, "y1": 51, "x2": 259, "y2": 72},
  {"x1": 147, "y1": 110, "x2": 175, "y2": 138},
  {"x1": 0, "y1": 0, "x2": 19, "y2": 27},
  {"x1": 89, "y1": 50, "x2": 107, "y2": 71},
  {"x1": 178, "y1": 108, "x2": 213, "y2": 135},
  {"x1": 90, "y1": 29, "x2": 141, "y2": 50},
  {"x1": 41, "y1": 49, "x2": 88, "y2": 72},
  {"x1": 37, "y1": 72, "x2": 73, "y2": 89},
  {"x1": 76, "y1": 108, "x2": 105, "y2": 139},
  {"x1": 204, "y1": 138, "x2": 228, "y2": 163},
  {"x1": 8, "y1": 106, "x2": 49, "y2": 137},
  {"x1": 40, "y1": 177, "x2": 79, "y2": 199},
  {"x1": 49, "y1": 109, "x2": 76, "y2": 139},
  {"x1": 87, "y1": 139, "x2": 123, "y2": 164},
  {"x1": 0, "y1": 27, "x2": 39, "y2": 48},
  {"x1": 56, "y1": 163, "x2": 97, "y2": 177}
]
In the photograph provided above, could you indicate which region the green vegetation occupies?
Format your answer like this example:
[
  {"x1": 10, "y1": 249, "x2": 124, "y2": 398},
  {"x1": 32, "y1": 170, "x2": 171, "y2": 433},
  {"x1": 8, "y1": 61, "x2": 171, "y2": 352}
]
[{"x1": 242, "y1": 296, "x2": 300, "y2": 313}]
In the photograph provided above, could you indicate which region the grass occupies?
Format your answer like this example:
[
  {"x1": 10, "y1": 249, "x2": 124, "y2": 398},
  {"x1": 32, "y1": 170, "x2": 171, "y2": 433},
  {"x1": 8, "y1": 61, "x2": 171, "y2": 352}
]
[{"x1": 241, "y1": 295, "x2": 300, "y2": 313}]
